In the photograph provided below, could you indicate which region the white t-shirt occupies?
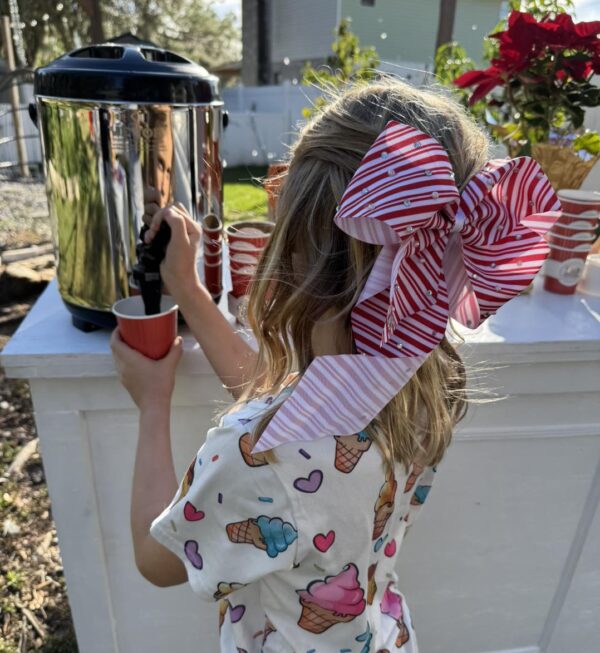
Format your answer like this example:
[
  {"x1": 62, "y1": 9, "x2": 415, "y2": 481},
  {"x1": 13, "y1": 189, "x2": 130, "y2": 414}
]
[{"x1": 150, "y1": 387, "x2": 437, "y2": 652}]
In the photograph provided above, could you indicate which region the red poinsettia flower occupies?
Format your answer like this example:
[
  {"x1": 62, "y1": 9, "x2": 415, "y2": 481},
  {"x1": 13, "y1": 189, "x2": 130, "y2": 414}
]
[
  {"x1": 454, "y1": 66, "x2": 505, "y2": 105},
  {"x1": 537, "y1": 13, "x2": 600, "y2": 49},
  {"x1": 491, "y1": 11, "x2": 542, "y2": 60},
  {"x1": 570, "y1": 14, "x2": 600, "y2": 41},
  {"x1": 557, "y1": 60, "x2": 593, "y2": 81},
  {"x1": 456, "y1": 10, "x2": 600, "y2": 104},
  {"x1": 491, "y1": 11, "x2": 600, "y2": 68}
]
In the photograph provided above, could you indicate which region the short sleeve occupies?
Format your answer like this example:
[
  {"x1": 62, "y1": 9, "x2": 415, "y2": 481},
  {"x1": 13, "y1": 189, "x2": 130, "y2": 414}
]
[
  {"x1": 403, "y1": 464, "x2": 437, "y2": 533},
  {"x1": 149, "y1": 425, "x2": 300, "y2": 601}
]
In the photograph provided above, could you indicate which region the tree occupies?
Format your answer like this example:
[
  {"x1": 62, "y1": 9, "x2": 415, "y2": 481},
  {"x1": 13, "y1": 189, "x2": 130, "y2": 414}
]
[
  {"x1": 10, "y1": 1, "x2": 89, "y2": 66},
  {"x1": 301, "y1": 18, "x2": 381, "y2": 118},
  {"x1": 509, "y1": 0, "x2": 575, "y2": 17},
  {"x1": 100, "y1": 0, "x2": 241, "y2": 69},
  {"x1": 80, "y1": 0, "x2": 105, "y2": 43},
  {"x1": 16, "y1": 0, "x2": 241, "y2": 69},
  {"x1": 434, "y1": 0, "x2": 457, "y2": 55}
]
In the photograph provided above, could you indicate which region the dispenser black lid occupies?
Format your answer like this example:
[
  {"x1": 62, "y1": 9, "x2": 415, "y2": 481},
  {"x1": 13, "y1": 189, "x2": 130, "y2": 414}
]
[{"x1": 34, "y1": 44, "x2": 221, "y2": 104}]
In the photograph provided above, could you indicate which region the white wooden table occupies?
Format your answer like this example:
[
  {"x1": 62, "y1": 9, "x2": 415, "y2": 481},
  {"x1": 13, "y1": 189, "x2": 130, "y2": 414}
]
[{"x1": 2, "y1": 277, "x2": 600, "y2": 653}]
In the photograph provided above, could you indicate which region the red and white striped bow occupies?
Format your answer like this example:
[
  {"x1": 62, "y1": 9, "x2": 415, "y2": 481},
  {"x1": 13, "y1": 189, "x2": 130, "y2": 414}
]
[{"x1": 251, "y1": 120, "x2": 560, "y2": 453}]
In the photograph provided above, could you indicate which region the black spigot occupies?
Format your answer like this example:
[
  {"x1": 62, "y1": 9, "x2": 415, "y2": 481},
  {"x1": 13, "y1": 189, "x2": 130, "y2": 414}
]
[{"x1": 132, "y1": 222, "x2": 171, "y2": 315}]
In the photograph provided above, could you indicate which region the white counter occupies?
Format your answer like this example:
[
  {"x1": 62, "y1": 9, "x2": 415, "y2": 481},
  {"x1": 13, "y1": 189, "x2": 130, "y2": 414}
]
[{"x1": 2, "y1": 278, "x2": 600, "y2": 653}]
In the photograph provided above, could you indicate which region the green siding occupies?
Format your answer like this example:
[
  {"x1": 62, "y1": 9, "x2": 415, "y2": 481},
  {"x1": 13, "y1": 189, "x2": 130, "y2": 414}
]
[{"x1": 340, "y1": 0, "x2": 502, "y2": 66}]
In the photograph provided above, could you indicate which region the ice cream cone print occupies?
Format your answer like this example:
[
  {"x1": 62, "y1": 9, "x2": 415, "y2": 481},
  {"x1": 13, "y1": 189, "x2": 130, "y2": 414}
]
[
  {"x1": 261, "y1": 619, "x2": 276, "y2": 645},
  {"x1": 296, "y1": 563, "x2": 366, "y2": 634},
  {"x1": 213, "y1": 581, "x2": 247, "y2": 601},
  {"x1": 367, "y1": 563, "x2": 378, "y2": 605},
  {"x1": 334, "y1": 432, "x2": 372, "y2": 473},
  {"x1": 226, "y1": 515, "x2": 297, "y2": 558},
  {"x1": 227, "y1": 519, "x2": 265, "y2": 549},
  {"x1": 395, "y1": 622, "x2": 410, "y2": 648},
  {"x1": 403, "y1": 462, "x2": 424, "y2": 494},
  {"x1": 297, "y1": 601, "x2": 355, "y2": 633},
  {"x1": 218, "y1": 599, "x2": 230, "y2": 631},
  {"x1": 410, "y1": 484, "x2": 431, "y2": 506},
  {"x1": 239, "y1": 432, "x2": 269, "y2": 467},
  {"x1": 173, "y1": 457, "x2": 196, "y2": 506},
  {"x1": 380, "y1": 582, "x2": 410, "y2": 648},
  {"x1": 372, "y1": 469, "x2": 397, "y2": 540}
]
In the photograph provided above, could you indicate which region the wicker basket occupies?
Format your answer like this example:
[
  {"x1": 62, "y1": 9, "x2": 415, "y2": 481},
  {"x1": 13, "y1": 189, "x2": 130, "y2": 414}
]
[{"x1": 532, "y1": 143, "x2": 599, "y2": 191}]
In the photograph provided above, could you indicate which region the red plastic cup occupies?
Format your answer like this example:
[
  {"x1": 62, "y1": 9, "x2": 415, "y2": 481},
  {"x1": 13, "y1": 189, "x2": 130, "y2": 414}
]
[
  {"x1": 551, "y1": 220, "x2": 598, "y2": 237},
  {"x1": 227, "y1": 221, "x2": 274, "y2": 248},
  {"x1": 203, "y1": 246, "x2": 222, "y2": 266},
  {"x1": 544, "y1": 243, "x2": 591, "y2": 294},
  {"x1": 203, "y1": 234, "x2": 222, "y2": 255},
  {"x1": 228, "y1": 240, "x2": 264, "y2": 257},
  {"x1": 557, "y1": 190, "x2": 600, "y2": 217},
  {"x1": 547, "y1": 231, "x2": 595, "y2": 248},
  {"x1": 202, "y1": 212, "x2": 223, "y2": 235},
  {"x1": 112, "y1": 296, "x2": 178, "y2": 360},
  {"x1": 230, "y1": 253, "x2": 259, "y2": 271},
  {"x1": 230, "y1": 266, "x2": 255, "y2": 298},
  {"x1": 204, "y1": 260, "x2": 222, "y2": 297},
  {"x1": 204, "y1": 254, "x2": 222, "y2": 267}
]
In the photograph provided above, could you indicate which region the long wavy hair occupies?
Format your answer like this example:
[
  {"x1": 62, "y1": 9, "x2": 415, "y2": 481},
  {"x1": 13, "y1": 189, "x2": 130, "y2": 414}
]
[{"x1": 229, "y1": 76, "x2": 490, "y2": 472}]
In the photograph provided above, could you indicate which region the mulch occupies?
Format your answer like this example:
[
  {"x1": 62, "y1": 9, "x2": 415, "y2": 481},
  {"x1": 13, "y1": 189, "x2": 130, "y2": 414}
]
[{"x1": 0, "y1": 303, "x2": 78, "y2": 652}]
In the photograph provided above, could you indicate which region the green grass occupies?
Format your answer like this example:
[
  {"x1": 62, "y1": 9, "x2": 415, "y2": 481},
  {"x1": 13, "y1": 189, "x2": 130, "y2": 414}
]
[{"x1": 223, "y1": 165, "x2": 269, "y2": 224}]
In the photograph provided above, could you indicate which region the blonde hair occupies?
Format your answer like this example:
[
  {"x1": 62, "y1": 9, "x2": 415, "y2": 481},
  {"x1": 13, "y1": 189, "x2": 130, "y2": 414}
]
[{"x1": 232, "y1": 76, "x2": 490, "y2": 472}]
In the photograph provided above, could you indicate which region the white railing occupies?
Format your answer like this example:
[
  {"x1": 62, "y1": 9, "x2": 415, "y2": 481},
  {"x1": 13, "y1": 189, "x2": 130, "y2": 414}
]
[
  {"x1": 221, "y1": 82, "x2": 321, "y2": 166},
  {"x1": 4, "y1": 78, "x2": 599, "y2": 173}
]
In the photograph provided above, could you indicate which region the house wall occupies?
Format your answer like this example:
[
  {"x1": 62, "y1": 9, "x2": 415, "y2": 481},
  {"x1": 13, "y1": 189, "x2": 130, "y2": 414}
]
[
  {"x1": 241, "y1": 0, "x2": 261, "y2": 85},
  {"x1": 269, "y1": 0, "x2": 339, "y2": 84},
  {"x1": 340, "y1": 0, "x2": 502, "y2": 67},
  {"x1": 243, "y1": 0, "x2": 503, "y2": 86}
]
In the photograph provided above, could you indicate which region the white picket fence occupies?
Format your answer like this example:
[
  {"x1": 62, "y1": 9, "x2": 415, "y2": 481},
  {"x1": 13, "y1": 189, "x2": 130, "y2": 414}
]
[
  {"x1": 0, "y1": 82, "x2": 321, "y2": 171},
  {"x1": 0, "y1": 82, "x2": 41, "y2": 171},
  {"x1": 220, "y1": 82, "x2": 321, "y2": 166},
  {"x1": 2, "y1": 79, "x2": 600, "y2": 172}
]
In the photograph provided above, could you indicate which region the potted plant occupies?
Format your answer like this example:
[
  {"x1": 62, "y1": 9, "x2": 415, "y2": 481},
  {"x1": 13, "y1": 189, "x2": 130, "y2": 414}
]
[{"x1": 449, "y1": 8, "x2": 600, "y2": 189}]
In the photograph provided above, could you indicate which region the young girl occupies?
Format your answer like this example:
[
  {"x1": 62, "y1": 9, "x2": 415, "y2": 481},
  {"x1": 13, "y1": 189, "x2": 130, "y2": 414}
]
[{"x1": 111, "y1": 77, "x2": 559, "y2": 652}]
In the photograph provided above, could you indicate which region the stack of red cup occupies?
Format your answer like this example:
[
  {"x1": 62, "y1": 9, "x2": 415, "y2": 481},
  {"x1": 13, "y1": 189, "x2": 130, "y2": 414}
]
[
  {"x1": 544, "y1": 190, "x2": 600, "y2": 294},
  {"x1": 226, "y1": 220, "x2": 275, "y2": 298},
  {"x1": 201, "y1": 213, "x2": 224, "y2": 303}
]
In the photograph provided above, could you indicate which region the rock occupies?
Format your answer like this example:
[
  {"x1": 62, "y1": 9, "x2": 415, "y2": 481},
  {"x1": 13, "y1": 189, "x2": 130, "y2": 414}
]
[
  {"x1": 0, "y1": 255, "x2": 56, "y2": 303},
  {"x1": 0, "y1": 243, "x2": 54, "y2": 264},
  {"x1": 2, "y1": 517, "x2": 21, "y2": 536}
]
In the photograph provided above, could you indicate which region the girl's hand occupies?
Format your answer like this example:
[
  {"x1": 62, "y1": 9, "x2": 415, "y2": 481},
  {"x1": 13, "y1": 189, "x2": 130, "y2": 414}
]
[
  {"x1": 143, "y1": 196, "x2": 203, "y2": 300},
  {"x1": 110, "y1": 329, "x2": 183, "y2": 413}
]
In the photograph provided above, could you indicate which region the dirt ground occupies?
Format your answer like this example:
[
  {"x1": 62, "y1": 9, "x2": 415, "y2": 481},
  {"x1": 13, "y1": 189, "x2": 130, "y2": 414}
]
[
  {"x1": 1, "y1": 177, "x2": 78, "y2": 652},
  {"x1": 0, "y1": 180, "x2": 52, "y2": 250}
]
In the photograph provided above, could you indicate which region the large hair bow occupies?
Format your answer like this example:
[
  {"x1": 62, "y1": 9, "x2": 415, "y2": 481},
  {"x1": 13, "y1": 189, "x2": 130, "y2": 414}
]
[{"x1": 251, "y1": 120, "x2": 560, "y2": 453}]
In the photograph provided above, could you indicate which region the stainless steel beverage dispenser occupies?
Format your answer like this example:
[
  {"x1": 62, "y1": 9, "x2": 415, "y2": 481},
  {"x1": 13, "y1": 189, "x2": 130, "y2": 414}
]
[{"x1": 31, "y1": 43, "x2": 228, "y2": 330}]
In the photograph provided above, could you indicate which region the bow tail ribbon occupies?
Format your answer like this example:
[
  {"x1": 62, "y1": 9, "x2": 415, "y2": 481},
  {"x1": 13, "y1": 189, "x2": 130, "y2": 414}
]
[
  {"x1": 443, "y1": 232, "x2": 480, "y2": 328},
  {"x1": 250, "y1": 354, "x2": 426, "y2": 453},
  {"x1": 249, "y1": 120, "x2": 561, "y2": 454}
]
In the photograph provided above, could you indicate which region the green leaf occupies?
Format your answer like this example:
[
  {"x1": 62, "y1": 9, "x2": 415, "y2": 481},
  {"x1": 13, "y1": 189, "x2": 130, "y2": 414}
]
[
  {"x1": 565, "y1": 104, "x2": 586, "y2": 128},
  {"x1": 573, "y1": 131, "x2": 600, "y2": 155}
]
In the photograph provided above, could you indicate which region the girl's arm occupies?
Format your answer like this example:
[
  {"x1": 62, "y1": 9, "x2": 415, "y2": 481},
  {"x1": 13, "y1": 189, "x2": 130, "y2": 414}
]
[
  {"x1": 146, "y1": 202, "x2": 261, "y2": 399},
  {"x1": 110, "y1": 331, "x2": 187, "y2": 587},
  {"x1": 173, "y1": 277, "x2": 259, "y2": 399},
  {"x1": 130, "y1": 405, "x2": 187, "y2": 587}
]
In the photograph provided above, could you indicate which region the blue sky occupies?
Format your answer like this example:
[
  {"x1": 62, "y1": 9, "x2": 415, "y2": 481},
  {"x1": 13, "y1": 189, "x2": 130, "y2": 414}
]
[
  {"x1": 213, "y1": 0, "x2": 599, "y2": 24},
  {"x1": 574, "y1": 0, "x2": 600, "y2": 21}
]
